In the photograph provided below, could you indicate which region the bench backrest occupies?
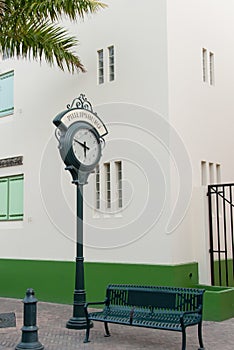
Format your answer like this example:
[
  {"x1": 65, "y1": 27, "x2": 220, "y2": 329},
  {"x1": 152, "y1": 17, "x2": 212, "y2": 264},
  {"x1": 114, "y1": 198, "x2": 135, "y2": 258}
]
[{"x1": 106, "y1": 285, "x2": 205, "y2": 313}]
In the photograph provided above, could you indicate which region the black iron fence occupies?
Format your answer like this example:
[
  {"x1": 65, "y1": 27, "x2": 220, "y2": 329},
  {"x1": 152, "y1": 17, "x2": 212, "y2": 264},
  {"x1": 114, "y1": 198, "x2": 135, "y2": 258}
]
[{"x1": 207, "y1": 183, "x2": 234, "y2": 286}]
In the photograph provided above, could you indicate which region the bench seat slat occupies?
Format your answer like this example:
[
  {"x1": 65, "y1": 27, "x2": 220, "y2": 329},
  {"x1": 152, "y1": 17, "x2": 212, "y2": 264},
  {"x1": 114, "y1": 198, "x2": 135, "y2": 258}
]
[{"x1": 88, "y1": 310, "x2": 201, "y2": 330}]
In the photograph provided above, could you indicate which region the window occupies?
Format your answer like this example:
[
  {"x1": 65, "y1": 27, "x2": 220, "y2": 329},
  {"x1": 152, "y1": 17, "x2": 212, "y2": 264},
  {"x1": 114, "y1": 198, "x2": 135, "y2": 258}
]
[
  {"x1": 201, "y1": 160, "x2": 207, "y2": 186},
  {"x1": 216, "y1": 164, "x2": 221, "y2": 183},
  {"x1": 95, "y1": 160, "x2": 123, "y2": 213},
  {"x1": 97, "y1": 49, "x2": 104, "y2": 84},
  {"x1": 115, "y1": 161, "x2": 122, "y2": 208},
  {"x1": 108, "y1": 45, "x2": 115, "y2": 81},
  {"x1": 104, "y1": 162, "x2": 111, "y2": 209},
  {"x1": 0, "y1": 174, "x2": 24, "y2": 221},
  {"x1": 201, "y1": 161, "x2": 221, "y2": 185},
  {"x1": 209, "y1": 162, "x2": 214, "y2": 184},
  {"x1": 209, "y1": 52, "x2": 215, "y2": 85},
  {"x1": 202, "y1": 48, "x2": 214, "y2": 86},
  {"x1": 97, "y1": 46, "x2": 116, "y2": 84},
  {"x1": 95, "y1": 165, "x2": 100, "y2": 209},
  {"x1": 0, "y1": 71, "x2": 14, "y2": 117},
  {"x1": 202, "y1": 48, "x2": 208, "y2": 82}
]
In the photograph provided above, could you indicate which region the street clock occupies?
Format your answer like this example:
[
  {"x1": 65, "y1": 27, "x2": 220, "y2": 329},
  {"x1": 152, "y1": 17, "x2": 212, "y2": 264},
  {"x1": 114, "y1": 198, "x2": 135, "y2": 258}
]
[
  {"x1": 53, "y1": 94, "x2": 108, "y2": 184},
  {"x1": 52, "y1": 94, "x2": 108, "y2": 330}
]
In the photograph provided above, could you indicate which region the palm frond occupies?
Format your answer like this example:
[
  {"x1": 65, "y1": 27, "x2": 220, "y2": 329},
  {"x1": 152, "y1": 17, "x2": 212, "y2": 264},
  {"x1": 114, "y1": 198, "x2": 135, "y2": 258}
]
[
  {"x1": 0, "y1": 0, "x2": 107, "y2": 73},
  {"x1": 0, "y1": 0, "x2": 6, "y2": 16},
  {"x1": 40, "y1": 0, "x2": 106, "y2": 20},
  {"x1": 1, "y1": 19, "x2": 86, "y2": 73},
  {"x1": 12, "y1": 0, "x2": 107, "y2": 22}
]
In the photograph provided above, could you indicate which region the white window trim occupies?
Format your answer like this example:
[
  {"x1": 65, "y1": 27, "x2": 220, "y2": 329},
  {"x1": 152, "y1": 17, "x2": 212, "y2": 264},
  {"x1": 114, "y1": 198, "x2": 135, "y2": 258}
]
[
  {"x1": 94, "y1": 160, "x2": 123, "y2": 216},
  {"x1": 97, "y1": 49, "x2": 104, "y2": 84},
  {"x1": 202, "y1": 48, "x2": 215, "y2": 86},
  {"x1": 108, "y1": 45, "x2": 115, "y2": 82}
]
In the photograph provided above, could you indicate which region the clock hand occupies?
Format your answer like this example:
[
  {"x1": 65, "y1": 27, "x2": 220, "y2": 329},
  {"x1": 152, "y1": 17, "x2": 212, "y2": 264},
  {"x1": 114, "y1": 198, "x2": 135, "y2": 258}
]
[
  {"x1": 74, "y1": 139, "x2": 90, "y2": 150},
  {"x1": 84, "y1": 141, "x2": 87, "y2": 158}
]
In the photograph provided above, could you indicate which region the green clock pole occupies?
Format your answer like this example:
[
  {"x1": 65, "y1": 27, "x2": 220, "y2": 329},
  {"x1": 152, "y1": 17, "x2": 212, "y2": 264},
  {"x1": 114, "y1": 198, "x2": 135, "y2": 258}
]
[
  {"x1": 53, "y1": 94, "x2": 108, "y2": 330},
  {"x1": 66, "y1": 178, "x2": 92, "y2": 330}
]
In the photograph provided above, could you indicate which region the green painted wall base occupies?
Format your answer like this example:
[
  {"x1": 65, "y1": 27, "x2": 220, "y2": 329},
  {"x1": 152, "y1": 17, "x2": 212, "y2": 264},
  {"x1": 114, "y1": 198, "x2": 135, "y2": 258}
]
[
  {"x1": 213, "y1": 259, "x2": 234, "y2": 287},
  {"x1": 0, "y1": 259, "x2": 233, "y2": 321},
  {"x1": 0, "y1": 259, "x2": 198, "y2": 303},
  {"x1": 195, "y1": 285, "x2": 234, "y2": 321},
  {"x1": 85, "y1": 261, "x2": 198, "y2": 301}
]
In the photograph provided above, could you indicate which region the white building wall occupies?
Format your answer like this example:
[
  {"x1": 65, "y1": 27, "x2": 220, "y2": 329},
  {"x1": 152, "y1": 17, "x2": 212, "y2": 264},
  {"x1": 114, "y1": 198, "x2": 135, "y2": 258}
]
[
  {"x1": 167, "y1": 0, "x2": 234, "y2": 282},
  {"x1": 0, "y1": 60, "x2": 80, "y2": 260},
  {"x1": 72, "y1": 0, "x2": 169, "y2": 115},
  {"x1": 0, "y1": 0, "x2": 174, "y2": 264},
  {"x1": 0, "y1": 0, "x2": 233, "y2": 284},
  {"x1": 44, "y1": 0, "x2": 173, "y2": 264}
]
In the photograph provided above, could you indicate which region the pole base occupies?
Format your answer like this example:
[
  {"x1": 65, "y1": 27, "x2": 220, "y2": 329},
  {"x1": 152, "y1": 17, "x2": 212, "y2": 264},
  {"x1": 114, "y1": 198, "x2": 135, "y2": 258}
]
[
  {"x1": 15, "y1": 341, "x2": 44, "y2": 350},
  {"x1": 66, "y1": 317, "x2": 93, "y2": 330}
]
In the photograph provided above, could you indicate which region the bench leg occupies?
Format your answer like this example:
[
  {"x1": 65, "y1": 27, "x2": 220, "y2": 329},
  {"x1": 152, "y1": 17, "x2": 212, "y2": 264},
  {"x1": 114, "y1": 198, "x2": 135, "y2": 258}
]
[
  {"x1": 83, "y1": 320, "x2": 91, "y2": 343},
  {"x1": 181, "y1": 328, "x2": 186, "y2": 350},
  {"x1": 104, "y1": 322, "x2": 110, "y2": 337},
  {"x1": 198, "y1": 321, "x2": 205, "y2": 350}
]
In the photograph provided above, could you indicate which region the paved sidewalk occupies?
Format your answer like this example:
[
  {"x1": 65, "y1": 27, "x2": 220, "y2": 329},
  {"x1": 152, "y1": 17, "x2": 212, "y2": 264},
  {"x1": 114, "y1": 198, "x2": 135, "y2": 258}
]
[{"x1": 0, "y1": 297, "x2": 233, "y2": 350}]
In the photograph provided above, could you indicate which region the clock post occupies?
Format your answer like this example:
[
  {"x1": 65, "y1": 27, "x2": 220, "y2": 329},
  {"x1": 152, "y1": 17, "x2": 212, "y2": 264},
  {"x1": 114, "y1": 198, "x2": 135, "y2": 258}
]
[
  {"x1": 53, "y1": 94, "x2": 108, "y2": 329},
  {"x1": 65, "y1": 167, "x2": 87, "y2": 329}
]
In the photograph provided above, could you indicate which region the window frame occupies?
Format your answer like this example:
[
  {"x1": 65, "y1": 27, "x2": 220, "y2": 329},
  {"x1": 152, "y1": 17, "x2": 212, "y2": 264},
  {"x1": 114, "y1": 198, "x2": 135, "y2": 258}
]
[
  {"x1": 104, "y1": 162, "x2": 111, "y2": 209},
  {"x1": 115, "y1": 161, "x2": 123, "y2": 208},
  {"x1": 108, "y1": 45, "x2": 115, "y2": 82},
  {"x1": 202, "y1": 48, "x2": 208, "y2": 83},
  {"x1": 0, "y1": 70, "x2": 14, "y2": 118},
  {"x1": 97, "y1": 49, "x2": 104, "y2": 84},
  {"x1": 209, "y1": 51, "x2": 215, "y2": 86},
  {"x1": 0, "y1": 174, "x2": 24, "y2": 221},
  {"x1": 95, "y1": 165, "x2": 100, "y2": 210}
]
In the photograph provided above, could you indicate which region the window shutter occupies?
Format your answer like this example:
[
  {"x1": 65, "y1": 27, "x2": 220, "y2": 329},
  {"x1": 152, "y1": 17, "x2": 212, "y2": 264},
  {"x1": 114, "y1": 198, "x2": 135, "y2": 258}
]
[
  {"x1": 8, "y1": 175, "x2": 23, "y2": 220},
  {"x1": 0, "y1": 71, "x2": 14, "y2": 117},
  {"x1": 0, "y1": 178, "x2": 8, "y2": 220}
]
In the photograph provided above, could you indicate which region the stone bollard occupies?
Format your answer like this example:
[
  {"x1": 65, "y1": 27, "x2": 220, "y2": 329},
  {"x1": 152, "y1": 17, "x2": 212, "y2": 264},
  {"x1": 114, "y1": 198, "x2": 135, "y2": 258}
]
[{"x1": 15, "y1": 288, "x2": 44, "y2": 350}]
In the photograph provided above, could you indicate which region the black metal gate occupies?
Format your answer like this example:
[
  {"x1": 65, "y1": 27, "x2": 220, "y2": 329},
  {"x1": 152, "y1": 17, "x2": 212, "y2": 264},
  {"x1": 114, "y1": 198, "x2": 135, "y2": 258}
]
[{"x1": 207, "y1": 183, "x2": 234, "y2": 286}]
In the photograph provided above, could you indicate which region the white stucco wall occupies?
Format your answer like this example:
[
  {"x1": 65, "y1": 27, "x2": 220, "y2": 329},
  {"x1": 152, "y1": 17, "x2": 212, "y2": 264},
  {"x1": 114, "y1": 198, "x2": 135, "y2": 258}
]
[
  {"x1": 167, "y1": 0, "x2": 234, "y2": 282},
  {"x1": 0, "y1": 0, "x2": 172, "y2": 264},
  {"x1": 0, "y1": 0, "x2": 233, "y2": 284}
]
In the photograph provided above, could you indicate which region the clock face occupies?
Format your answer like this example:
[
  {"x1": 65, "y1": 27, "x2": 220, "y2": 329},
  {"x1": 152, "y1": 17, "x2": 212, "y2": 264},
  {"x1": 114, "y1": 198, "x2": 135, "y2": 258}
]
[
  {"x1": 59, "y1": 121, "x2": 102, "y2": 172},
  {"x1": 72, "y1": 127, "x2": 100, "y2": 167}
]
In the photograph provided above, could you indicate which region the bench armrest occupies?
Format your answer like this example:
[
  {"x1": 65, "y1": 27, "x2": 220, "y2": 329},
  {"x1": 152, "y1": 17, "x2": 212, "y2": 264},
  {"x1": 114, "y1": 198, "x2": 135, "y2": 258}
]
[
  {"x1": 84, "y1": 300, "x2": 106, "y2": 307},
  {"x1": 84, "y1": 298, "x2": 109, "y2": 326},
  {"x1": 84, "y1": 297, "x2": 109, "y2": 310},
  {"x1": 180, "y1": 306, "x2": 202, "y2": 327},
  {"x1": 180, "y1": 305, "x2": 202, "y2": 317},
  {"x1": 84, "y1": 298, "x2": 109, "y2": 318}
]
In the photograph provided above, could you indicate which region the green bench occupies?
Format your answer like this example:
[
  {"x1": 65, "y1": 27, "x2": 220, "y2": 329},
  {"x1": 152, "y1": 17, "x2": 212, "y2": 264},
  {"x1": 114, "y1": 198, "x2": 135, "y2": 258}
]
[{"x1": 84, "y1": 284, "x2": 205, "y2": 350}]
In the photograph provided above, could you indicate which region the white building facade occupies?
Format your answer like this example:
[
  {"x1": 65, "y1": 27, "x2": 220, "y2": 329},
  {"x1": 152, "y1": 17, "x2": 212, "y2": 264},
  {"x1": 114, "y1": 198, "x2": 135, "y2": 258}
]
[{"x1": 0, "y1": 0, "x2": 233, "y2": 299}]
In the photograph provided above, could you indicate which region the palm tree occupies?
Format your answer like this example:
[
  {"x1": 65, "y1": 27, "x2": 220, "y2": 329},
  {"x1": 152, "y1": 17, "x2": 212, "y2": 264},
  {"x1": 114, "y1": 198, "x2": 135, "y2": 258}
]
[{"x1": 0, "y1": 0, "x2": 106, "y2": 73}]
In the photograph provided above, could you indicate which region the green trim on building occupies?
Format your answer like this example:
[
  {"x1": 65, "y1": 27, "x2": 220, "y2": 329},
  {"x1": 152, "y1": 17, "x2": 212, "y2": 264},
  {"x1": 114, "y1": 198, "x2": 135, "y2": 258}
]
[
  {"x1": 85, "y1": 261, "x2": 199, "y2": 301},
  {"x1": 0, "y1": 259, "x2": 74, "y2": 304},
  {"x1": 0, "y1": 259, "x2": 198, "y2": 303},
  {"x1": 0, "y1": 259, "x2": 233, "y2": 321},
  {"x1": 196, "y1": 285, "x2": 234, "y2": 321},
  {"x1": 213, "y1": 259, "x2": 234, "y2": 287}
]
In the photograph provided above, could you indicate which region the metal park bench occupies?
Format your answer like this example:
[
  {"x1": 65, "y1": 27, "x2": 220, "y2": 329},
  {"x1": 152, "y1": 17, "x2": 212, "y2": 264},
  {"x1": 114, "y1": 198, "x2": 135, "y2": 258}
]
[
  {"x1": 84, "y1": 284, "x2": 205, "y2": 350},
  {"x1": 0, "y1": 312, "x2": 16, "y2": 329}
]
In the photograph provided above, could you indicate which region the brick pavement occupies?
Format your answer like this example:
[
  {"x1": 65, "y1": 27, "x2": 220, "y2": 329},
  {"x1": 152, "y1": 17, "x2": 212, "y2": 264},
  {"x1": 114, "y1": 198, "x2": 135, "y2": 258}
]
[{"x1": 0, "y1": 297, "x2": 233, "y2": 350}]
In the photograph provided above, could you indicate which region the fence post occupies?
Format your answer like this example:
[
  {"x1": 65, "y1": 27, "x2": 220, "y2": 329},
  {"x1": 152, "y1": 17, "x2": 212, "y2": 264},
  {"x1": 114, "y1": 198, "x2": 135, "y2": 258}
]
[{"x1": 15, "y1": 288, "x2": 44, "y2": 350}]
